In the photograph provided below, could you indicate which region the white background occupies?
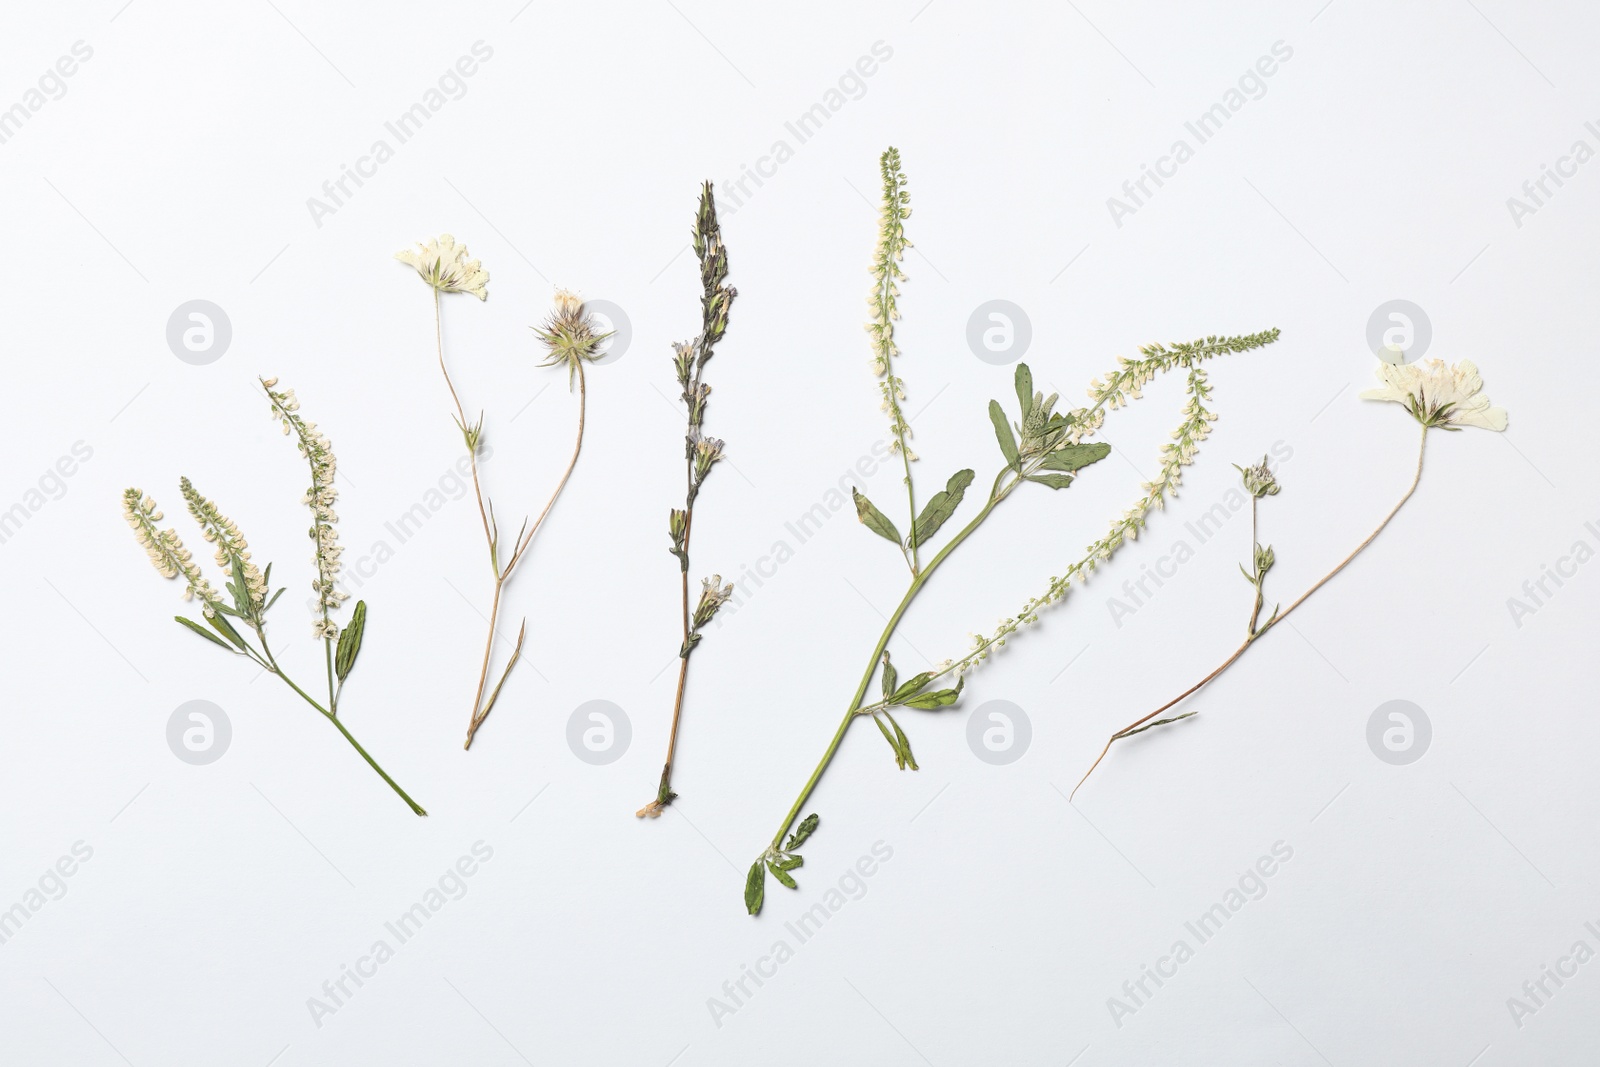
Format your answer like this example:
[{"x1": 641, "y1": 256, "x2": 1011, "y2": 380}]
[{"x1": 0, "y1": 1, "x2": 1593, "y2": 1064}]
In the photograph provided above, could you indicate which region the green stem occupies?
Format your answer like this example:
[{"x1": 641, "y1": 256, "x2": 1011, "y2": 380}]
[
  {"x1": 260, "y1": 639, "x2": 427, "y2": 816},
  {"x1": 768, "y1": 474, "x2": 1010, "y2": 851}
]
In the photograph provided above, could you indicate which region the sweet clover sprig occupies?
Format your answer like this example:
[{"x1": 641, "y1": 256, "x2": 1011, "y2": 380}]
[
  {"x1": 639, "y1": 182, "x2": 738, "y2": 818},
  {"x1": 743, "y1": 147, "x2": 1281, "y2": 914},
  {"x1": 395, "y1": 236, "x2": 609, "y2": 749},
  {"x1": 121, "y1": 379, "x2": 426, "y2": 816},
  {"x1": 1072, "y1": 357, "x2": 1509, "y2": 795}
]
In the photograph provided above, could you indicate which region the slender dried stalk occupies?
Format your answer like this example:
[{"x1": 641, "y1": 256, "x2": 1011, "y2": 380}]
[
  {"x1": 1071, "y1": 422, "x2": 1430, "y2": 798},
  {"x1": 640, "y1": 182, "x2": 737, "y2": 817}
]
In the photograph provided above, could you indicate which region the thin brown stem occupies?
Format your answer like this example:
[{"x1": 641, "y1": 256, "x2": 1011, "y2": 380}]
[
  {"x1": 462, "y1": 364, "x2": 587, "y2": 749},
  {"x1": 1071, "y1": 423, "x2": 1430, "y2": 799}
]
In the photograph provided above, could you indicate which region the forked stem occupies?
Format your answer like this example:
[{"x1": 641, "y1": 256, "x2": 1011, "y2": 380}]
[{"x1": 1071, "y1": 423, "x2": 1430, "y2": 799}]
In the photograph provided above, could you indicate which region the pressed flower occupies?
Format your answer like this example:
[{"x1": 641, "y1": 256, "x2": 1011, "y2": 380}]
[
  {"x1": 119, "y1": 384, "x2": 425, "y2": 816},
  {"x1": 1360, "y1": 358, "x2": 1508, "y2": 431},
  {"x1": 534, "y1": 289, "x2": 610, "y2": 387},
  {"x1": 394, "y1": 234, "x2": 489, "y2": 300}
]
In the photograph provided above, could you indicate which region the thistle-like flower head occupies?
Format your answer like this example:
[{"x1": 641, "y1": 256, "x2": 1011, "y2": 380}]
[
  {"x1": 394, "y1": 234, "x2": 489, "y2": 300},
  {"x1": 1235, "y1": 455, "x2": 1281, "y2": 498},
  {"x1": 1360, "y1": 358, "x2": 1507, "y2": 431},
  {"x1": 534, "y1": 289, "x2": 610, "y2": 387}
]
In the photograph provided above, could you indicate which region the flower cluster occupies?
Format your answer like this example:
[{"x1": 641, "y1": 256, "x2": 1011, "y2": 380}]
[
  {"x1": 534, "y1": 289, "x2": 609, "y2": 387},
  {"x1": 179, "y1": 477, "x2": 268, "y2": 612},
  {"x1": 263, "y1": 377, "x2": 346, "y2": 637},
  {"x1": 1360, "y1": 358, "x2": 1507, "y2": 431},
  {"x1": 936, "y1": 332, "x2": 1284, "y2": 679},
  {"x1": 866, "y1": 147, "x2": 916, "y2": 460},
  {"x1": 122, "y1": 488, "x2": 221, "y2": 614},
  {"x1": 394, "y1": 234, "x2": 489, "y2": 300},
  {"x1": 1235, "y1": 455, "x2": 1281, "y2": 498},
  {"x1": 692, "y1": 575, "x2": 735, "y2": 629}
]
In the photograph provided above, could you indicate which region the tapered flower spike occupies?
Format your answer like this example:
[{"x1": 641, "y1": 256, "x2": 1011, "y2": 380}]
[
  {"x1": 394, "y1": 234, "x2": 489, "y2": 300},
  {"x1": 122, "y1": 488, "x2": 222, "y2": 614}
]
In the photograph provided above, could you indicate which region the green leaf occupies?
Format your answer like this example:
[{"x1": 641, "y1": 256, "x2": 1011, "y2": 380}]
[
  {"x1": 888, "y1": 671, "x2": 933, "y2": 704},
  {"x1": 264, "y1": 588, "x2": 285, "y2": 613},
  {"x1": 784, "y1": 813, "x2": 819, "y2": 852},
  {"x1": 871, "y1": 713, "x2": 906, "y2": 769},
  {"x1": 206, "y1": 611, "x2": 248, "y2": 651},
  {"x1": 1015, "y1": 363, "x2": 1034, "y2": 418},
  {"x1": 851, "y1": 487, "x2": 901, "y2": 545},
  {"x1": 902, "y1": 677, "x2": 965, "y2": 709},
  {"x1": 880, "y1": 652, "x2": 898, "y2": 701},
  {"x1": 989, "y1": 400, "x2": 1019, "y2": 470},
  {"x1": 1040, "y1": 442, "x2": 1112, "y2": 472},
  {"x1": 767, "y1": 860, "x2": 799, "y2": 890},
  {"x1": 335, "y1": 600, "x2": 367, "y2": 682},
  {"x1": 744, "y1": 859, "x2": 766, "y2": 915},
  {"x1": 909, "y1": 469, "x2": 975, "y2": 548},
  {"x1": 1025, "y1": 473, "x2": 1076, "y2": 490},
  {"x1": 888, "y1": 714, "x2": 918, "y2": 771},
  {"x1": 176, "y1": 616, "x2": 233, "y2": 651},
  {"x1": 775, "y1": 854, "x2": 804, "y2": 872}
]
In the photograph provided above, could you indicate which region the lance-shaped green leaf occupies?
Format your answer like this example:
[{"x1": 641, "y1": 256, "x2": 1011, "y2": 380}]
[
  {"x1": 872, "y1": 712, "x2": 907, "y2": 769},
  {"x1": 887, "y1": 712, "x2": 918, "y2": 770},
  {"x1": 744, "y1": 859, "x2": 766, "y2": 915},
  {"x1": 989, "y1": 400, "x2": 1019, "y2": 470},
  {"x1": 1015, "y1": 363, "x2": 1034, "y2": 418},
  {"x1": 176, "y1": 616, "x2": 233, "y2": 651},
  {"x1": 767, "y1": 859, "x2": 799, "y2": 889},
  {"x1": 206, "y1": 610, "x2": 248, "y2": 651},
  {"x1": 901, "y1": 676, "x2": 964, "y2": 709},
  {"x1": 851, "y1": 487, "x2": 901, "y2": 544},
  {"x1": 1025, "y1": 472, "x2": 1077, "y2": 490},
  {"x1": 888, "y1": 671, "x2": 933, "y2": 704},
  {"x1": 335, "y1": 600, "x2": 367, "y2": 681},
  {"x1": 1039, "y1": 442, "x2": 1111, "y2": 473},
  {"x1": 784, "y1": 813, "x2": 819, "y2": 851},
  {"x1": 774, "y1": 854, "x2": 804, "y2": 872},
  {"x1": 909, "y1": 469, "x2": 975, "y2": 548},
  {"x1": 880, "y1": 652, "x2": 898, "y2": 701}
]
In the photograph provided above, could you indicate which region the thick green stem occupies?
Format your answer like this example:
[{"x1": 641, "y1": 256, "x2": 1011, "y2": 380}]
[{"x1": 768, "y1": 476, "x2": 1009, "y2": 850}]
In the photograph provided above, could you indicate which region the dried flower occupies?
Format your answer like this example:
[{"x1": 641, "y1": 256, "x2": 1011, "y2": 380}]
[
  {"x1": 1360, "y1": 358, "x2": 1507, "y2": 431},
  {"x1": 263, "y1": 377, "x2": 345, "y2": 636},
  {"x1": 122, "y1": 488, "x2": 221, "y2": 614},
  {"x1": 534, "y1": 289, "x2": 610, "y2": 387},
  {"x1": 394, "y1": 234, "x2": 489, "y2": 300},
  {"x1": 1235, "y1": 455, "x2": 1281, "y2": 498},
  {"x1": 180, "y1": 477, "x2": 268, "y2": 611},
  {"x1": 692, "y1": 574, "x2": 735, "y2": 629}
]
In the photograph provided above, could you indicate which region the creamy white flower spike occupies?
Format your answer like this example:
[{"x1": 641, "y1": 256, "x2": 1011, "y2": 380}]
[
  {"x1": 394, "y1": 234, "x2": 489, "y2": 300},
  {"x1": 1360, "y1": 358, "x2": 1508, "y2": 431}
]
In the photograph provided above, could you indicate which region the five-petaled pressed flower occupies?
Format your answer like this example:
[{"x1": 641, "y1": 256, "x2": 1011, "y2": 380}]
[
  {"x1": 395, "y1": 234, "x2": 489, "y2": 300},
  {"x1": 1360, "y1": 358, "x2": 1508, "y2": 431}
]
